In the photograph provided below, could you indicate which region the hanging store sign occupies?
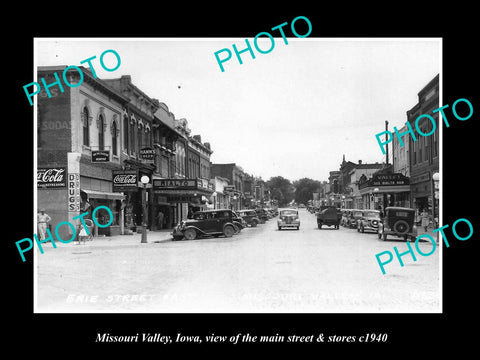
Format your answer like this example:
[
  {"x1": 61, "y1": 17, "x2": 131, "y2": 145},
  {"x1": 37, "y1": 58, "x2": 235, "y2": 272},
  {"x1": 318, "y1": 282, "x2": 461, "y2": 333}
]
[
  {"x1": 37, "y1": 167, "x2": 67, "y2": 188},
  {"x1": 140, "y1": 147, "x2": 155, "y2": 163},
  {"x1": 112, "y1": 170, "x2": 138, "y2": 192},
  {"x1": 359, "y1": 173, "x2": 409, "y2": 189},
  {"x1": 371, "y1": 173, "x2": 409, "y2": 186},
  {"x1": 91, "y1": 150, "x2": 110, "y2": 163},
  {"x1": 153, "y1": 179, "x2": 199, "y2": 190}
]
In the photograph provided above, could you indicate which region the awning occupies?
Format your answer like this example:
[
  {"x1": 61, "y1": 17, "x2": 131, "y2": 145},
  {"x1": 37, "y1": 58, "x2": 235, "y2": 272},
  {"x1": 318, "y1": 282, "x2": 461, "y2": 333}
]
[{"x1": 81, "y1": 189, "x2": 125, "y2": 200}]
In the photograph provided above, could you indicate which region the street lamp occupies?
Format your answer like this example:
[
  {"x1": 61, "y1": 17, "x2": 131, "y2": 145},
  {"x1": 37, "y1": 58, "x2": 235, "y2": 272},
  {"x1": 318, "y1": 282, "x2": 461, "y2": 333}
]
[{"x1": 140, "y1": 175, "x2": 150, "y2": 243}]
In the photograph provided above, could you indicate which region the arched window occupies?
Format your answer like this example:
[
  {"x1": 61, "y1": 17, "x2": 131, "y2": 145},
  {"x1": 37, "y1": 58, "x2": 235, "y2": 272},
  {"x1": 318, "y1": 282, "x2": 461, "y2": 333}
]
[
  {"x1": 98, "y1": 114, "x2": 105, "y2": 150},
  {"x1": 123, "y1": 115, "x2": 129, "y2": 153},
  {"x1": 112, "y1": 121, "x2": 118, "y2": 156},
  {"x1": 130, "y1": 122, "x2": 136, "y2": 154},
  {"x1": 137, "y1": 123, "x2": 143, "y2": 150},
  {"x1": 145, "y1": 128, "x2": 150, "y2": 148},
  {"x1": 82, "y1": 107, "x2": 90, "y2": 146}
]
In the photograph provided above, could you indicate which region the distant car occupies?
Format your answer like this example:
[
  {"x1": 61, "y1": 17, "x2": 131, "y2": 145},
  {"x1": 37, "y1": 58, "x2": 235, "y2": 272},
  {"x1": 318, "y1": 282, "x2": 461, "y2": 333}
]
[
  {"x1": 298, "y1": 203, "x2": 306, "y2": 208},
  {"x1": 172, "y1": 209, "x2": 238, "y2": 240},
  {"x1": 357, "y1": 210, "x2": 381, "y2": 233},
  {"x1": 317, "y1": 206, "x2": 342, "y2": 229},
  {"x1": 277, "y1": 208, "x2": 300, "y2": 230},
  {"x1": 378, "y1": 207, "x2": 417, "y2": 241},
  {"x1": 238, "y1": 209, "x2": 260, "y2": 227}
]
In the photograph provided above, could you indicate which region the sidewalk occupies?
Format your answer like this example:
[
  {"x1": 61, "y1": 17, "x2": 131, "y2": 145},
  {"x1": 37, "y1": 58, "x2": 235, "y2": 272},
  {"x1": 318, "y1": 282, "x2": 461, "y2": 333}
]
[{"x1": 64, "y1": 228, "x2": 174, "y2": 249}]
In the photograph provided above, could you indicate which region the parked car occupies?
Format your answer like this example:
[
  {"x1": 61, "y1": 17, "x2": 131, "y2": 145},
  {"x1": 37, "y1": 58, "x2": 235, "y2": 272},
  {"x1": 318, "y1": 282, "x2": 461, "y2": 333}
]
[
  {"x1": 347, "y1": 209, "x2": 364, "y2": 228},
  {"x1": 232, "y1": 211, "x2": 246, "y2": 233},
  {"x1": 377, "y1": 207, "x2": 417, "y2": 241},
  {"x1": 238, "y1": 209, "x2": 260, "y2": 227},
  {"x1": 341, "y1": 209, "x2": 352, "y2": 227},
  {"x1": 172, "y1": 209, "x2": 238, "y2": 240},
  {"x1": 357, "y1": 210, "x2": 381, "y2": 233},
  {"x1": 277, "y1": 208, "x2": 300, "y2": 230},
  {"x1": 317, "y1": 206, "x2": 342, "y2": 229},
  {"x1": 255, "y1": 208, "x2": 269, "y2": 223}
]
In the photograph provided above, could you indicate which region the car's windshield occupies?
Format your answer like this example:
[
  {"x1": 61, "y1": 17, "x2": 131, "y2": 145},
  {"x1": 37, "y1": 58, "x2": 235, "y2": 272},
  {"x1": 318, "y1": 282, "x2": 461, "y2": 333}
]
[
  {"x1": 353, "y1": 211, "x2": 363, "y2": 216},
  {"x1": 280, "y1": 210, "x2": 297, "y2": 216},
  {"x1": 364, "y1": 211, "x2": 380, "y2": 217}
]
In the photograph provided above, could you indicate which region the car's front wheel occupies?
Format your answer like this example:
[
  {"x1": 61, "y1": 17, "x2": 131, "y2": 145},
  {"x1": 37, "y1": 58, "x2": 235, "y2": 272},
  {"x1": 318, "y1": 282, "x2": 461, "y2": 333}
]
[
  {"x1": 183, "y1": 228, "x2": 197, "y2": 240},
  {"x1": 251, "y1": 220, "x2": 258, "y2": 227},
  {"x1": 223, "y1": 225, "x2": 235, "y2": 238}
]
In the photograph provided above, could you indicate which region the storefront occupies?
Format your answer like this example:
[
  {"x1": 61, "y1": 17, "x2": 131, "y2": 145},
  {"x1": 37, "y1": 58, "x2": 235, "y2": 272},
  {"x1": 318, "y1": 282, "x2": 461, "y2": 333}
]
[
  {"x1": 152, "y1": 178, "x2": 214, "y2": 225},
  {"x1": 359, "y1": 173, "x2": 411, "y2": 210},
  {"x1": 410, "y1": 171, "x2": 439, "y2": 224},
  {"x1": 112, "y1": 167, "x2": 154, "y2": 234}
]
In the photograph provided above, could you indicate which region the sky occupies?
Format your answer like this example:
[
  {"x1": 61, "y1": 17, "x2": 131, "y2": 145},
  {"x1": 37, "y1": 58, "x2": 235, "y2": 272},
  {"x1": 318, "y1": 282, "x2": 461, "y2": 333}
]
[{"x1": 35, "y1": 38, "x2": 440, "y2": 182}]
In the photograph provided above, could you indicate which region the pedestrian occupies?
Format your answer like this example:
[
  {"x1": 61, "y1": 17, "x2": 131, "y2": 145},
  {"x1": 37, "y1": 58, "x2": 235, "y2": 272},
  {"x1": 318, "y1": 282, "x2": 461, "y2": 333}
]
[
  {"x1": 156, "y1": 210, "x2": 164, "y2": 230},
  {"x1": 37, "y1": 208, "x2": 52, "y2": 240},
  {"x1": 75, "y1": 198, "x2": 92, "y2": 242},
  {"x1": 421, "y1": 208, "x2": 429, "y2": 232}
]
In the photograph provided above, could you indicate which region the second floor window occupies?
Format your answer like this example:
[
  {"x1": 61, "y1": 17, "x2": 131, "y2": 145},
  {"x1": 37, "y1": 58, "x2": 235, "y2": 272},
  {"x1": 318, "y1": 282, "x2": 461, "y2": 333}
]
[
  {"x1": 123, "y1": 115, "x2": 129, "y2": 153},
  {"x1": 83, "y1": 107, "x2": 90, "y2": 146},
  {"x1": 98, "y1": 114, "x2": 105, "y2": 150},
  {"x1": 112, "y1": 121, "x2": 118, "y2": 156}
]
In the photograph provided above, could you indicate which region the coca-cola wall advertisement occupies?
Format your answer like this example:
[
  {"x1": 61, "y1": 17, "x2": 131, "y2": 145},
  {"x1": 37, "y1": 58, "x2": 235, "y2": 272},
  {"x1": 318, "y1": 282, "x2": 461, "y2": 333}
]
[
  {"x1": 37, "y1": 167, "x2": 67, "y2": 188},
  {"x1": 112, "y1": 170, "x2": 139, "y2": 192}
]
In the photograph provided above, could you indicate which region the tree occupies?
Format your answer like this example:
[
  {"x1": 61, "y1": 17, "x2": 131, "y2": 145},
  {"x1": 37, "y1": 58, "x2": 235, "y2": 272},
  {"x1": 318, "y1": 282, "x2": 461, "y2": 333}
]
[
  {"x1": 293, "y1": 178, "x2": 322, "y2": 205},
  {"x1": 266, "y1": 176, "x2": 294, "y2": 207}
]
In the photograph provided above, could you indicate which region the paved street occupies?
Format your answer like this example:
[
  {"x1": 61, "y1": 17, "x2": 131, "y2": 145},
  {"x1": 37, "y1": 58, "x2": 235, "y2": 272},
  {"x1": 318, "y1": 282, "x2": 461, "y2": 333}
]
[{"x1": 36, "y1": 209, "x2": 440, "y2": 313}]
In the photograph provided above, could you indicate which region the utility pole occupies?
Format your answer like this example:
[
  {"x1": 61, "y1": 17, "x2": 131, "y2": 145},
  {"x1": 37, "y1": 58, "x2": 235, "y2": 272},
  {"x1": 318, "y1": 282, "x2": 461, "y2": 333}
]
[{"x1": 385, "y1": 120, "x2": 389, "y2": 165}]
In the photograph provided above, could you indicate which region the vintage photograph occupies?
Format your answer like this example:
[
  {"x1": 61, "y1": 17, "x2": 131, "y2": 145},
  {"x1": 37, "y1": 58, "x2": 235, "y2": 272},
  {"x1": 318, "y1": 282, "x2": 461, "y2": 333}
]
[{"x1": 33, "y1": 38, "x2": 441, "y2": 313}]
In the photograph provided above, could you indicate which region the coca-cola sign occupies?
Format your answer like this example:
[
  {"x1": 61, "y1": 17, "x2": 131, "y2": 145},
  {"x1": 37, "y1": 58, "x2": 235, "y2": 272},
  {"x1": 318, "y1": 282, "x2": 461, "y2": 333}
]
[
  {"x1": 112, "y1": 170, "x2": 138, "y2": 191},
  {"x1": 37, "y1": 167, "x2": 67, "y2": 188}
]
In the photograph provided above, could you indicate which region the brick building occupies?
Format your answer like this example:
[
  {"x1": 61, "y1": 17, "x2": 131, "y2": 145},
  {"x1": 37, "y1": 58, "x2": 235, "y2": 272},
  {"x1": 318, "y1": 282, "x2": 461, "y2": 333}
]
[
  {"x1": 407, "y1": 74, "x2": 439, "y2": 215},
  {"x1": 37, "y1": 66, "x2": 129, "y2": 238}
]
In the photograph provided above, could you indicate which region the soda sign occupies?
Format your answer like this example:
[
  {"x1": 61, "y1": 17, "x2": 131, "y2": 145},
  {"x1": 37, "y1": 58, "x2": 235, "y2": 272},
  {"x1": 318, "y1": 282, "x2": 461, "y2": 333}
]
[
  {"x1": 37, "y1": 167, "x2": 67, "y2": 188},
  {"x1": 112, "y1": 170, "x2": 138, "y2": 192}
]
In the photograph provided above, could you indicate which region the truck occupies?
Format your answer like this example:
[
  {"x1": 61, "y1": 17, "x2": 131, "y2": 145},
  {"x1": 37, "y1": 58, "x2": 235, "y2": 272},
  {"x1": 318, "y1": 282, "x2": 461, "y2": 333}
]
[{"x1": 316, "y1": 206, "x2": 342, "y2": 229}]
